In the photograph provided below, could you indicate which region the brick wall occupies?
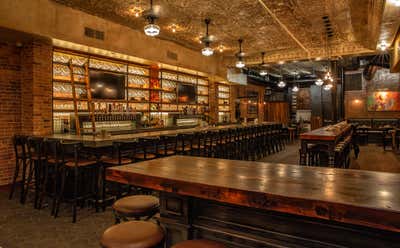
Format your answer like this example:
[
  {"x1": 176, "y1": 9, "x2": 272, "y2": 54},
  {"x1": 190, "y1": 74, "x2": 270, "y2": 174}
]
[{"x1": 0, "y1": 38, "x2": 52, "y2": 185}]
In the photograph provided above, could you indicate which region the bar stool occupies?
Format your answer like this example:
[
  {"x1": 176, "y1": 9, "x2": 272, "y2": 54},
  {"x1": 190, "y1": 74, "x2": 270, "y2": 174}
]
[
  {"x1": 176, "y1": 133, "x2": 193, "y2": 155},
  {"x1": 9, "y1": 135, "x2": 29, "y2": 203},
  {"x1": 100, "y1": 221, "x2": 164, "y2": 248},
  {"x1": 54, "y1": 142, "x2": 99, "y2": 223},
  {"x1": 172, "y1": 239, "x2": 226, "y2": 248},
  {"x1": 112, "y1": 195, "x2": 159, "y2": 223},
  {"x1": 157, "y1": 135, "x2": 177, "y2": 157},
  {"x1": 25, "y1": 136, "x2": 46, "y2": 208},
  {"x1": 135, "y1": 137, "x2": 158, "y2": 161},
  {"x1": 191, "y1": 132, "x2": 206, "y2": 156}
]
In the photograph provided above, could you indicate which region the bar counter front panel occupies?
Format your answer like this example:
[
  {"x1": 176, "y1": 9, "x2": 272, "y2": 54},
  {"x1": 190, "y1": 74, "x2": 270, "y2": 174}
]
[{"x1": 106, "y1": 156, "x2": 400, "y2": 247}]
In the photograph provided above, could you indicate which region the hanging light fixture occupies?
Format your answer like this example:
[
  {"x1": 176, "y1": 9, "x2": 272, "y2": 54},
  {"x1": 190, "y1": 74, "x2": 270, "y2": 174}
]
[
  {"x1": 143, "y1": 0, "x2": 160, "y2": 37},
  {"x1": 315, "y1": 78, "x2": 324, "y2": 86},
  {"x1": 278, "y1": 80, "x2": 286, "y2": 88},
  {"x1": 292, "y1": 85, "x2": 299, "y2": 92},
  {"x1": 201, "y1": 18, "x2": 214, "y2": 56},
  {"x1": 323, "y1": 84, "x2": 333, "y2": 91},
  {"x1": 235, "y1": 39, "x2": 245, "y2": 68},
  {"x1": 259, "y1": 52, "x2": 268, "y2": 76}
]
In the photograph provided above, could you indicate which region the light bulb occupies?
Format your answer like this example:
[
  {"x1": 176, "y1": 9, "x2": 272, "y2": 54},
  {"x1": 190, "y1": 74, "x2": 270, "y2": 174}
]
[
  {"x1": 292, "y1": 86, "x2": 299, "y2": 92},
  {"x1": 378, "y1": 41, "x2": 388, "y2": 51},
  {"x1": 315, "y1": 78, "x2": 324, "y2": 86},
  {"x1": 236, "y1": 60, "x2": 245, "y2": 68},
  {"x1": 201, "y1": 46, "x2": 214, "y2": 56},
  {"x1": 259, "y1": 70, "x2": 268, "y2": 76},
  {"x1": 144, "y1": 23, "x2": 160, "y2": 36},
  {"x1": 323, "y1": 84, "x2": 333, "y2": 91},
  {"x1": 278, "y1": 81, "x2": 286, "y2": 88}
]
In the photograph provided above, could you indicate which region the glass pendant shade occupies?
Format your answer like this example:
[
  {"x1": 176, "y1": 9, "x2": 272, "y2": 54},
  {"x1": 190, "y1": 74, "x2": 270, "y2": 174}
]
[
  {"x1": 292, "y1": 86, "x2": 299, "y2": 92},
  {"x1": 278, "y1": 81, "x2": 286, "y2": 88},
  {"x1": 201, "y1": 46, "x2": 214, "y2": 56},
  {"x1": 144, "y1": 23, "x2": 160, "y2": 36},
  {"x1": 315, "y1": 78, "x2": 324, "y2": 86},
  {"x1": 236, "y1": 60, "x2": 245, "y2": 68},
  {"x1": 259, "y1": 70, "x2": 268, "y2": 76},
  {"x1": 323, "y1": 84, "x2": 333, "y2": 91}
]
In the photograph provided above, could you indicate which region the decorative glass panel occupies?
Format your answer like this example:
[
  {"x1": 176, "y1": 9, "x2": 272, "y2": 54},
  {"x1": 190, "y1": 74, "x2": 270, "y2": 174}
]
[
  {"x1": 128, "y1": 65, "x2": 149, "y2": 76},
  {"x1": 53, "y1": 52, "x2": 87, "y2": 66},
  {"x1": 128, "y1": 89, "x2": 149, "y2": 101},
  {"x1": 161, "y1": 79, "x2": 176, "y2": 91},
  {"x1": 161, "y1": 104, "x2": 178, "y2": 111},
  {"x1": 198, "y1": 78, "x2": 209, "y2": 86},
  {"x1": 218, "y1": 92, "x2": 229, "y2": 99},
  {"x1": 53, "y1": 82, "x2": 87, "y2": 99},
  {"x1": 197, "y1": 86, "x2": 209, "y2": 95},
  {"x1": 162, "y1": 92, "x2": 176, "y2": 103},
  {"x1": 53, "y1": 64, "x2": 85, "y2": 82},
  {"x1": 128, "y1": 103, "x2": 149, "y2": 111},
  {"x1": 197, "y1": 96, "x2": 208, "y2": 105},
  {"x1": 89, "y1": 58, "x2": 127, "y2": 73},
  {"x1": 161, "y1": 72, "x2": 178, "y2": 80},
  {"x1": 218, "y1": 85, "x2": 230, "y2": 92},
  {"x1": 178, "y1": 74, "x2": 196, "y2": 84},
  {"x1": 128, "y1": 75, "x2": 149, "y2": 88}
]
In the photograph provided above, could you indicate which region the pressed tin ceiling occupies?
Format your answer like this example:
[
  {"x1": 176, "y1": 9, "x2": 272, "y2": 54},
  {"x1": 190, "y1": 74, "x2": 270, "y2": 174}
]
[{"x1": 52, "y1": 0, "x2": 386, "y2": 64}]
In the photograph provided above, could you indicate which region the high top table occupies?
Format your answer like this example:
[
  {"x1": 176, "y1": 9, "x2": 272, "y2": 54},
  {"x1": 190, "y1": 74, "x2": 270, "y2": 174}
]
[{"x1": 106, "y1": 156, "x2": 400, "y2": 247}]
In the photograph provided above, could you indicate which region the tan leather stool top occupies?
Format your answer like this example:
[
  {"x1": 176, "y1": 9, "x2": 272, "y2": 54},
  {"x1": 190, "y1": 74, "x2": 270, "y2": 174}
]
[
  {"x1": 100, "y1": 221, "x2": 164, "y2": 248},
  {"x1": 113, "y1": 195, "x2": 159, "y2": 215},
  {"x1": 172, "y1": 239, "x2": 226, "y2": 248}
]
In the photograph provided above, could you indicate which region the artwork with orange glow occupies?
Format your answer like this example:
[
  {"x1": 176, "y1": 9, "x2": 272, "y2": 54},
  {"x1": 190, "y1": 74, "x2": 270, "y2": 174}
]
[{"x1": 367, "y1": 92, "x2": 400, "y2": 111}]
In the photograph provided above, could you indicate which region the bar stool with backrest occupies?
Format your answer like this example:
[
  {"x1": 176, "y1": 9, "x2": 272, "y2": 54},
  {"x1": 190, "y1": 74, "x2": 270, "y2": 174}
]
[
  {"x1": 191, "y1": 131, "x2": 206, "y2": 156},
  {"x1": 157, "y1": 135, "x2": 177, "y2": 157},
  {"x1": 100, "y1": 221, "x2": 164, "y2": 248},
  {"x1": 25, "y1": 136, "x2": 46, "y2": 208},
  {"x1": 135, "y1": 137, "x2": 158, "y2": 161},
  {"x1": 172, "y1": 239, "x2": 226, "y2": 248},
  {"x1": 54, "y1": 142, "x2": 99, "y2": 223},
  {"x1": 9, "y1": 135, "x2": 29, "y2": 204},
  {"x1": 176, "y1": 133, "x2": 193, "y2": 155}
]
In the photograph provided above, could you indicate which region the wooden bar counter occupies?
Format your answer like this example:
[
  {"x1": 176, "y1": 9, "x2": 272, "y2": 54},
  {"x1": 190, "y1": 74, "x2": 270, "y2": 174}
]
[
  {"x1": 300, "y1": 121, "x2": 353, "y2": 166},
  {"x1": 106, "y1": 156, "x2": 400, "y2": 247}
]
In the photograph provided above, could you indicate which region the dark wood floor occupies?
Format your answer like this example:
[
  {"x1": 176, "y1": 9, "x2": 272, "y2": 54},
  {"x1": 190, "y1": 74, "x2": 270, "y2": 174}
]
[{"x1": 258, "y1": 141, "x2": 400, "y2": 173}]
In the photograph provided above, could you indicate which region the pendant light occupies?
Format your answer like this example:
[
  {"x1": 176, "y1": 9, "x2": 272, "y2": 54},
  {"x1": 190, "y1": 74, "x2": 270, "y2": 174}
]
[
  {"x1": 292, "y1": 85, "x2": 299, "y2": 92},
  {"x1": 315, "y1": 78, "x2": 324, "y2": 86},
  {"x1": 144, "y1": 0, "x2": 160, "y2": 37},
  {"x1": 259, "y1": 52, "x2": 268, "y2": 76},
  {"x1": 323, "y1": 83, "x2": 333, "y2": 91},
  {"x1": 201, "y1": 19, "x2": 214, "y2": 56},
  {"x1": 278, "y1": 81, "x2": 286, "y2": 88},
  {"x1": 235, "y1": 39, "x2": 245, "y2": 68}
]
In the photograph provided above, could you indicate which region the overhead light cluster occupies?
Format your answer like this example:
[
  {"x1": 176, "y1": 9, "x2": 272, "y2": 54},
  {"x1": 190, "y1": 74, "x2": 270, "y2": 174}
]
[
  {"x1": 378, "y1": 41, "x2": 388, "y2": 51},
  {"x1": 259, "y1": 52, "x2": 268, "y2": 76},
  {"x1": 292, "y1": 86, "x2": 299, "y2": 92},
  {"x1": 201, "y1": 18, "x2": 214, "y2": 56},
  {"x1": 315, "y1": 78, "x2": 324, "y2": 86},
  {"x1": 277, "y1": 81, "x2": 286, "y2": 88},
  {"x1": 143, "y1": 0, "x2": 160, "y2": 37}
]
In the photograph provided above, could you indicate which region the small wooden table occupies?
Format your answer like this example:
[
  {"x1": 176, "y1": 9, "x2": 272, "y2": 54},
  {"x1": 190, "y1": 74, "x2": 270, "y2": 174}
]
[{"x1": 107, "y1": 156, "x2": 400, "y2": 247}]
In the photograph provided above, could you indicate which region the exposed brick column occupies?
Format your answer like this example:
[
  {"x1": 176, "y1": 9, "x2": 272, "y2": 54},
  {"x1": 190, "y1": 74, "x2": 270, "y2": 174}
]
[{"x1": 0, "y1": 37, "x2": 52, "y2": 185}]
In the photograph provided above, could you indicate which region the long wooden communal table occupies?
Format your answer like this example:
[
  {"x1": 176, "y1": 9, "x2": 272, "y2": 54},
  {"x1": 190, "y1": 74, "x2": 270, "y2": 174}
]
[
  {"x1": 106, "y1": 156, "x2": 400, "y2": 248},
  {"x1": 48, "y1": 123, "x2": 276, "y2": 147},
  {"x1": 299, "y1": 122, "x2": 353, "y2": 167}
]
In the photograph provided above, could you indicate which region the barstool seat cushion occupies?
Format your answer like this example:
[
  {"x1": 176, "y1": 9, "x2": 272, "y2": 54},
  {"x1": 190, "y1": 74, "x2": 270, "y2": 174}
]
[
  {"x1": 100, "y1": 221, "x2": 164, "y2": 248},
  {"x1": 135, "y1": 153, "x2": 156, "y2": 160},
  {"x1": 172, "y1": 239, "x2": 226, "y2": 248},
  {"x1": 157, "y1": 149, "x2": 175, "y2": 155},
  {"x1": 113, "y1": 195, "x2": 159, "y2": 215}
]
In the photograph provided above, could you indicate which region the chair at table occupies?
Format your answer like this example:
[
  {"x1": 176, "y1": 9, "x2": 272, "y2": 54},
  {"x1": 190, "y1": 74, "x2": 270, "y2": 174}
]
[
  {"x1": 135, "y1": 137, "x2": 158, "y2": 161},
  {"x1": 157, "y1": 135, "x2": 177, "y2": 157},
  {"x1": 54, "y1": 142, "x2": 99, "y2": 223},
  {"x1": 176, "y1": 133, "x2": 193, "y2": 155},
  {"x1": 190, "y1": 132, "x2": 206, "y2": 156},
  {"x1": 382, "y1": 128, "x2": 394, "y2": 151},
  {"x1": 9, "y1": 135, "x2": 29, "y2": 204}
]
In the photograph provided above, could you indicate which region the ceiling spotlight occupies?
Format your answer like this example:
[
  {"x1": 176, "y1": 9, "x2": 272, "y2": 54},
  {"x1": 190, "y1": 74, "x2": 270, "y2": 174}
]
[
  {"x1": 143, "y1": 0, "x2": 160, "y2": 37},
  {"x1": 171, "y1": 24, "x2": 177, "y2": 33},
  {"x1": 315, "y1": 78, "x2": 324, "y2": 86},
  {"x1": 201, "y1": 18, "x2": 214, "y2": 56},
  {"x1": 378, "y1": 41, "x2": 388, "y2": 51},
  {"x1": 292, "y1": 86, "x2": 299, "y2": 92},
  {"x1": 323, "y1": 84, "x2": 333, "y2": 91},
  {"x1": 218, "y1": 45, "x2": 224, "y2": 53},
  {"x1": 278, "y1": 81, "x2": 286, "y2": 88},
  {"x1": 235, "y1": 39, "x2": 245, "y2": 68}
]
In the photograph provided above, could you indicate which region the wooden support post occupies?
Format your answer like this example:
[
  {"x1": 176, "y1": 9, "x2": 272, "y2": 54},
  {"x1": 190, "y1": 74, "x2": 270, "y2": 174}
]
[{"x1": 84, "y1": 63, "x2": 96, "y2": 135}]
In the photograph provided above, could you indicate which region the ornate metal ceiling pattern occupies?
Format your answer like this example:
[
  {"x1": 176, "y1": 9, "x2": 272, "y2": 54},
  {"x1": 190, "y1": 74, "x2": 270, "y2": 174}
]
[{"x1": 53, "y1": 0, "x2": 382, "y2": 63}]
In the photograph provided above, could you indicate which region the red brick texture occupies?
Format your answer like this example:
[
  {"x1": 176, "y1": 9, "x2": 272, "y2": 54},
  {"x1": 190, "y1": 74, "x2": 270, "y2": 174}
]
[{"x1": 0, "y1": 38, "x2": 52, "y2": 185}]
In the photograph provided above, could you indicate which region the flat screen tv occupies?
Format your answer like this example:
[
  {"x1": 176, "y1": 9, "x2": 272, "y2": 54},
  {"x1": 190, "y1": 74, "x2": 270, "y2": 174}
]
[
  {"x1": 89, "y1": 71, "x2": 126, "y2": 99},
  {"x1": 178, "y1": 83, "x2": 196, "y2": 104}
]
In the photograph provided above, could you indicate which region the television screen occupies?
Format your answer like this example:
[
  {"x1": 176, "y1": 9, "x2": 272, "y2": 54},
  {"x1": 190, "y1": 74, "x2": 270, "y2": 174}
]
[
  {"x1": 178, "y1": 84, "x2": 196, "y2": 103},
  {"x1": 89, "y1": 71, "x2": 126, "y2": 99}
]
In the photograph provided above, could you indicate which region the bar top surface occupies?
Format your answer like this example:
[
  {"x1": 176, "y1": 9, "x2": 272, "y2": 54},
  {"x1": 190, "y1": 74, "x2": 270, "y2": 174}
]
[
  {"x1": 107, "y1": 156, "x2": 400, "y2": 232},
  {"x1": 48, "y1": 122, "x2": 275, "y2": 145},
  {"x1": 300, "y1": 122, "x2": 351, "y2": 141}
]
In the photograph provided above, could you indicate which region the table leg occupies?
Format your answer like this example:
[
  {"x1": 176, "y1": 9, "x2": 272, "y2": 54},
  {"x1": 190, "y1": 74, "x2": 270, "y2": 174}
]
[{"x1": 300, "y1": 140, "x2": 307, "y2": 166}]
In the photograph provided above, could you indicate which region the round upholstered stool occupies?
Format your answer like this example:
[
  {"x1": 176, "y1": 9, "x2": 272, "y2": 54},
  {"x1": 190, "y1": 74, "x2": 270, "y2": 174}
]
[
  {"x1": 100, "y1": 221, "x2": 164, "y2": 248},
  {"x1": 113, "y1": 195, "x2": 159, "y2": 223},
  {"x1": 172, "y1": 239, "x2": 226, "y2": 248}
]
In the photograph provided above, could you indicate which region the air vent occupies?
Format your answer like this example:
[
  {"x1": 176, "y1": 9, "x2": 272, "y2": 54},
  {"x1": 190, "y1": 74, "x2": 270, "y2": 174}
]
[
  {"x1": 322, "y1": 16, "x2": 334, "y2": 39},
  {"x1": 84, "y1": 27, "x2": 104, "y2": 40},
  {"x1": 166, "y1": 51, "x2": 178, "y2": 61}
]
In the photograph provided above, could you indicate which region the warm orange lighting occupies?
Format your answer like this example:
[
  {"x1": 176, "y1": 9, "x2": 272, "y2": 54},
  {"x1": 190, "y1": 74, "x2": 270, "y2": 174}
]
[
  {"x1": 263, "y1": 102, "x2": 266, "y2": 105},
  {"x1": 354, "y1": 99, "x2": 361, "y2": 104}
]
